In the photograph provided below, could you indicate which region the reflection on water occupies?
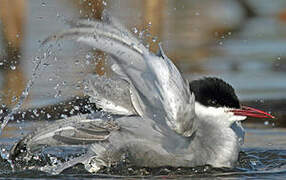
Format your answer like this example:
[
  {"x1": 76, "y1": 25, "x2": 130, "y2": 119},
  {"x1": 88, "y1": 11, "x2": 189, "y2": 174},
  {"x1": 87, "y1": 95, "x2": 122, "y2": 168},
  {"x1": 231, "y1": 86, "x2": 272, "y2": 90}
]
[
  {"x1": 0, "y1": 0, "x2": 286, "y2": 178},
  {"x1": 1, "y1": 122, "x2": 286, "y2": 178}
]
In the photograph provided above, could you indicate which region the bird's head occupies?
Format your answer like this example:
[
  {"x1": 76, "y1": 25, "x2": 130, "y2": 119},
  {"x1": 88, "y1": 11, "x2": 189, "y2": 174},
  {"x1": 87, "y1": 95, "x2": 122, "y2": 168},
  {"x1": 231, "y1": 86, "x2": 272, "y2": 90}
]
[{"x1": 189, "y1": 77, "x2": 274, "y2": 125}]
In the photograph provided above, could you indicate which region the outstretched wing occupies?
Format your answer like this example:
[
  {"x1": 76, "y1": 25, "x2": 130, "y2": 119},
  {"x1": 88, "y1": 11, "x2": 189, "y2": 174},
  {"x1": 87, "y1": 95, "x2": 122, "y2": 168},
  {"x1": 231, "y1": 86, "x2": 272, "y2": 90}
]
[
  {"x1": 9, "y1": 113, "x2": 119, "y2": 160},
  {"x1": 43, "y1": 12, "x2": 196, "y2": 136}
]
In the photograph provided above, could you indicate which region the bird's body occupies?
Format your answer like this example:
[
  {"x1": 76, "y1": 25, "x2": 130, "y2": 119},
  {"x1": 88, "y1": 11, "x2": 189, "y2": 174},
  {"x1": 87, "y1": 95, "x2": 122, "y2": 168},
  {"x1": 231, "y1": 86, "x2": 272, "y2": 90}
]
[
  {"x1": 9, "y1": 12, "x2": 274, "y2": 174},
  {"x1": 10, "y1": 108, "x2": 241, "y2": 174}
]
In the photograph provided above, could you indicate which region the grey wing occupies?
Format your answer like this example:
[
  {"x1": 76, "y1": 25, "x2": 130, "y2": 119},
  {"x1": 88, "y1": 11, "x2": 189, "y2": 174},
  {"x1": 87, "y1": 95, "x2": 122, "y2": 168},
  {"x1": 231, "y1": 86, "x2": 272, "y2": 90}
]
[
  {"x1": 149, "y1": 45, "x2": 196, "y2": 136},
  {"x1": 42, "y1": 12, "x2": 196, "y2": 136},
  {"x1": 84, "y1": 74, "x2": 138, "y2": 116},
  {"x1": 9, "y1": 113, "x2": 119, "y2": 160}
]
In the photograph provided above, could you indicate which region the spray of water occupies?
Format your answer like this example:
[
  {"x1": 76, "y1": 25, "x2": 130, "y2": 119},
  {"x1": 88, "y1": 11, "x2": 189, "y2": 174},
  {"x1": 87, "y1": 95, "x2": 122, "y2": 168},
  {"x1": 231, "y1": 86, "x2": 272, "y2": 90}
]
[{"x1": 0, "y1": 46, "x2": 53, "y2": 136}]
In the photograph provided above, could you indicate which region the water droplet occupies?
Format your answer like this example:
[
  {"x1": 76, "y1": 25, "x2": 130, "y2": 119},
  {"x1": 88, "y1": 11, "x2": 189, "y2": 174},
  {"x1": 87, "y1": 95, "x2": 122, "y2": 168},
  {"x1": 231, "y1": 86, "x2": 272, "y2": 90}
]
[
  {"x1": 11, "y1": 96, "x2": 17, "y2": 103},
  {"x1": 10, "y1": 65, "x2": 16, "y2": 70},
  {"x1": 75, "y1": 84, "x2": 81, "y2": 90},
  {"x1": 259, "y1": 99, "x2": 265, "y2": 103},
  {"x1": 69, "y1": 109, "x2": 75, "y2": 115},
  {"x1": 195, "y1": 12, "x2": 200, "y2": 16},
  {"x1": 132, "y1": 27, "x2": 138, "y2": 34},
  {"x1": 60, "y1": 114, "x2": 68, "y2": 119},
  {"x1": 74, "y1": 106, "x2": 80, "y2": 111},
  {"x1": 22, "y1": 112, "x2": 26, "y2": 118},
  {"x1": 33, "y1": 109, "x2": 40, "y2": 117},
  {"x1": 74, "y1": 60, "x2": 80, "y2": 65},
  {"x1": 46, "y1": 113, "x2": 51, "y2": 119},
  {"x1": 250, "y1": 160, "x2": 257, "y2": 166},
  {"x1": 85, "y1": 53, "x2": 92, "y2": 59},
  {"x1": 54, "y1": 90, "x2": 62, "y2": 98},
  {"x1": 139, "y1": 30, "x2": 144, "y2": 39},
  {"x1": 41, "y1": 2, "x2": 46, "y2": 7},
  {"x1": 22, "y1": 90, "x2": 29, "y2": 96},
  {"x1": 43, "y1": 63, "x2": 50, "y2": 67},
  {"x1": 54, "y1": 83, "x2": 60, "y2": 90},
  {"x1": 34, "y1": 56, "x2": 40, "y2": 63},
  {"x1": 152, "y1": 37, "x2": 158, "y2": 42},
  {"x1": 264, "y1": 121, "x2": 269, "y2": 125}
]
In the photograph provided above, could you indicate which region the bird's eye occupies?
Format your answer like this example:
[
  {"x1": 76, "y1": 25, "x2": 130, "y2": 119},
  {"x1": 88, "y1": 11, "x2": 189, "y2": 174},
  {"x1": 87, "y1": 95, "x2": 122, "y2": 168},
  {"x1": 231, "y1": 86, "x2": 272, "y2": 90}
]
[{"x1": 208, "y1": 99, "x2": 217, "y2": 105}]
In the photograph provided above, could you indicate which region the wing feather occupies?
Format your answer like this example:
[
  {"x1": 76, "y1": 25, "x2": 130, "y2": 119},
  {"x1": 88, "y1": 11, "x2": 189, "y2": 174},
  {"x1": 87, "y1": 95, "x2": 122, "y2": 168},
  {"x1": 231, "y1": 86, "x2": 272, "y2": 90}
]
[
  {"x1": 43, "y1": 13, "x2": 196, "y2": 136},
  {"x1": 84, "y1": 74, "x2": 137, "y2": 115},
  {"x1": 9, "y1": 114, "x2": 119, "y2": 159}
]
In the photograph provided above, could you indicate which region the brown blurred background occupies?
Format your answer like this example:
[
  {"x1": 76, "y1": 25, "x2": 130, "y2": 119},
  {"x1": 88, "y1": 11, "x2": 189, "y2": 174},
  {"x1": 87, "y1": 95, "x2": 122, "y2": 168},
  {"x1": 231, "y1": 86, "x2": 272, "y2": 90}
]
[{"x1": 0, "y1": 0, "x2": 286, "y2": 110}]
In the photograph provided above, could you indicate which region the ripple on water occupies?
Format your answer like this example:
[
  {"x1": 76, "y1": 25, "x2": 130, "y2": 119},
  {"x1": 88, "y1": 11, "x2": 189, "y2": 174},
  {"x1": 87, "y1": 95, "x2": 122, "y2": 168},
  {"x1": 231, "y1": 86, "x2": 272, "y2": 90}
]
[{"x1": 1, "y1": 147, "x2": 286, "y2": 178}]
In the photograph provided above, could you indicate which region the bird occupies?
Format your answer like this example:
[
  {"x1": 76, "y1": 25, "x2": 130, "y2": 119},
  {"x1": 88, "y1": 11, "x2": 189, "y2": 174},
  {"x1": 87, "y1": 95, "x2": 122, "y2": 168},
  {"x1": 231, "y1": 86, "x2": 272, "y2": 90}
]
[{"x1": 9, "y1": 11, "x2": 274, "y2": 174}]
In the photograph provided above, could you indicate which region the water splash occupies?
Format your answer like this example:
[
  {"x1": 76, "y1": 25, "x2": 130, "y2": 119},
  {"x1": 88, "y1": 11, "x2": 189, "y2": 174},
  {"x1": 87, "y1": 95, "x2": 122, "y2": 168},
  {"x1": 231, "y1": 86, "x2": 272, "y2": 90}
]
[{"x1": 0, "y1": 46, "x2": 54, "y2": 136}]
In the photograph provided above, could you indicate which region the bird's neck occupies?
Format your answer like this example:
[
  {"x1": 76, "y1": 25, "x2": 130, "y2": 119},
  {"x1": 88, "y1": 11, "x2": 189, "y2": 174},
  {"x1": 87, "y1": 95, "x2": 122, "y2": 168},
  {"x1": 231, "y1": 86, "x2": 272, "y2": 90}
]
[{"x1": 187, "y1": 118, "x2": 240, "y2": 167}]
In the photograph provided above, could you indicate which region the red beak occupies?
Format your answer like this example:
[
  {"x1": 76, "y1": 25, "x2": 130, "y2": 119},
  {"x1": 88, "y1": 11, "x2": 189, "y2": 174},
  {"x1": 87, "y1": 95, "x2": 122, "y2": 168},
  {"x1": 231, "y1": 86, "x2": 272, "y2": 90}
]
[{"x1": 230, "y1": 106, "x2": 275, "y2": 119}]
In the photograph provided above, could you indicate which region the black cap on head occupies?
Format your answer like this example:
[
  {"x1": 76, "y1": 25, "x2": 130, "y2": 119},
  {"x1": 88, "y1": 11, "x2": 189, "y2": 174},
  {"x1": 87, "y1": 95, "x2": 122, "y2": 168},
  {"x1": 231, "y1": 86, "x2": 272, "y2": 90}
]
[{"x1": 189, "y1": 77, "x2": 240, "y2": 108}]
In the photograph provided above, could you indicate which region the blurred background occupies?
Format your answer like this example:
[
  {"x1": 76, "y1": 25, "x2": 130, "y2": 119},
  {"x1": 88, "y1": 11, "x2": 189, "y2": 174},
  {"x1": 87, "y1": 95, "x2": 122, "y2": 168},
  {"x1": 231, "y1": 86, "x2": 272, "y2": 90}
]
[
  {"x1": 0, "y1": 0, "x2": 286, "y2": 145},
  {"x1": 0, "y1": 0, "x2": 286, "y2": 108}
]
